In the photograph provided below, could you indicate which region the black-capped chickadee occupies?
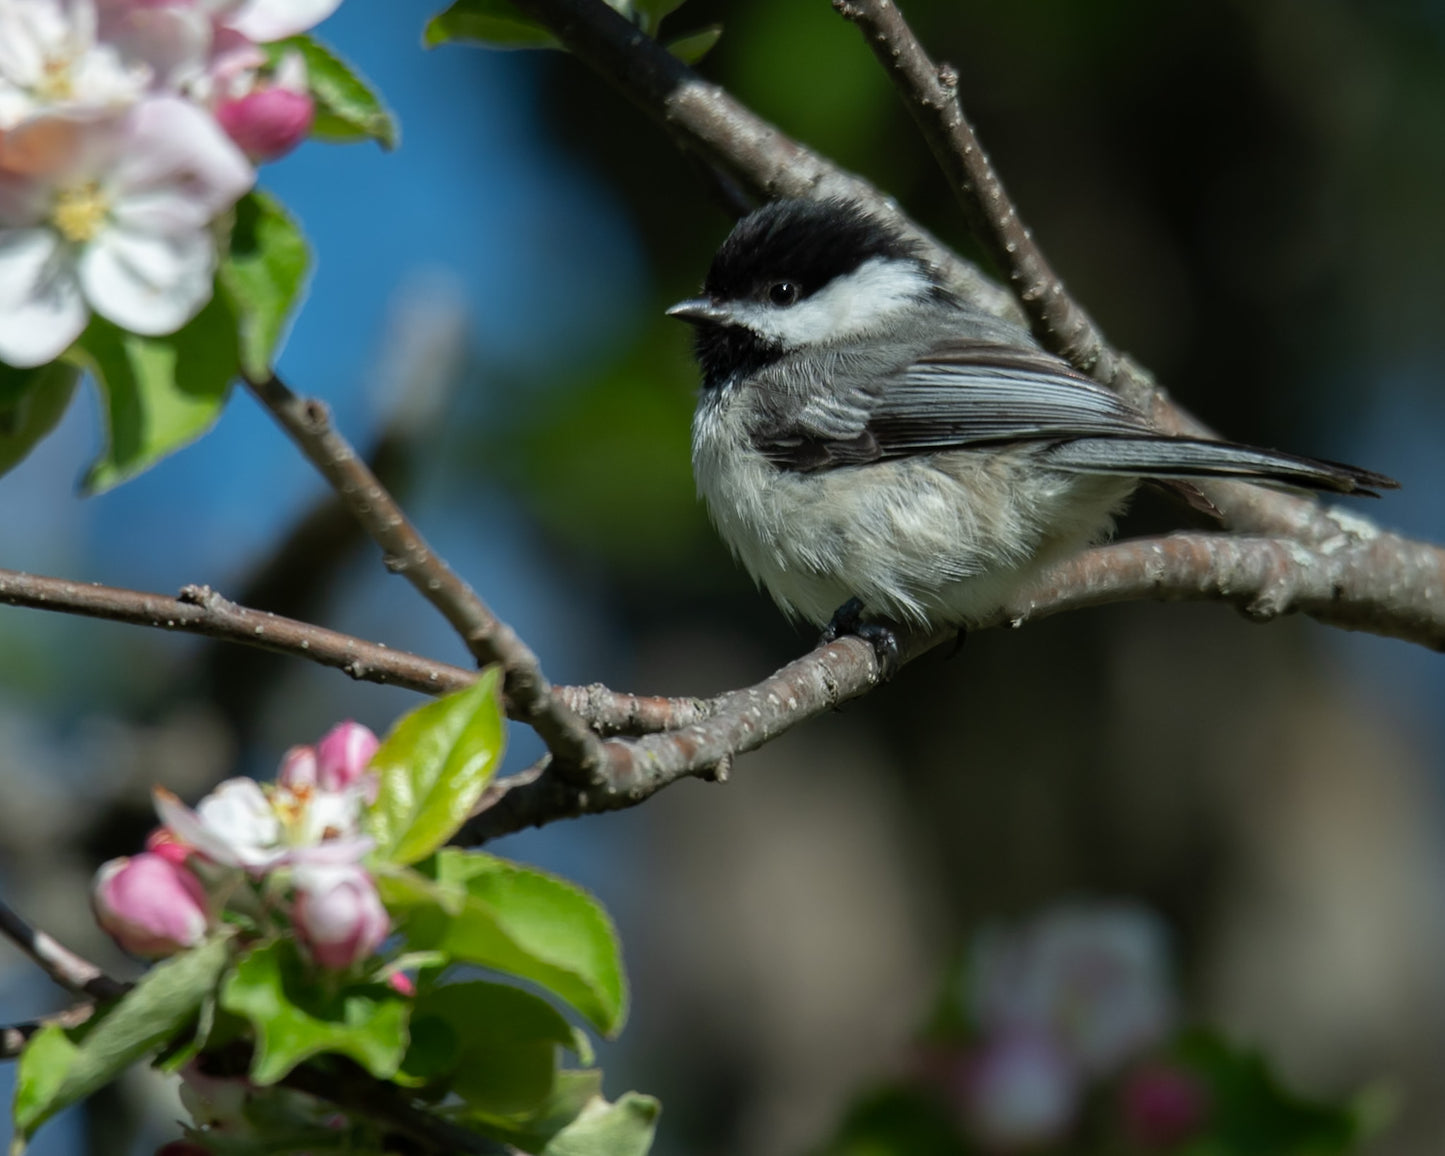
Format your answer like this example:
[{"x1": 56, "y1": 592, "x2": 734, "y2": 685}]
[{"x1": 668, "y1": 198, "x2": 1395, "y2": 665}]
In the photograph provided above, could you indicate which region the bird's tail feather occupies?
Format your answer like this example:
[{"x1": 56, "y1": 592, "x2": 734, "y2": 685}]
[{"x1": 1042, "y1": 436, "x2": 1398, "y2": 497}]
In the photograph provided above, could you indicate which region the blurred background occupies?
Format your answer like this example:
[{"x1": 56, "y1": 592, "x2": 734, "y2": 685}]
[{"x1": 2, "y1": 0, "x2": 1444, "y2": 1151}]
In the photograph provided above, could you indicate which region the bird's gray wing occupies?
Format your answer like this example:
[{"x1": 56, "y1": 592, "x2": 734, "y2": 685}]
[
  {"x1": 751, "y1": 341, "x2": 1149, "y2": 471},
  {"x1": 752, "y1": 341, "x2": 1395, "y2": 495}
]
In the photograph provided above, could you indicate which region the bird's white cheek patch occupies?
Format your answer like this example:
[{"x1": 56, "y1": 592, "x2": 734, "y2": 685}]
[{"x1": 734, "y1": 257, "x2": 933, "y2": 347}]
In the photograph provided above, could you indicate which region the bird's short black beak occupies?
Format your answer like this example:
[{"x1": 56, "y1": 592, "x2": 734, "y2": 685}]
[{"x1": 666, "y1": 298, "x2": 733, "y2": 326}]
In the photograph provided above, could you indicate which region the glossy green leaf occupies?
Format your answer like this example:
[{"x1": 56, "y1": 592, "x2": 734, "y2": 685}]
[
  {"x1": 219, "y1": 191, "x2": 311, "y2": 382},
  {"x1": 219, "y1": 940, "x2": 410, "y2": 1085},
  {"x1": 13, "y1": 935, "x2": 232, "y2": 1142},
  {"x1": 460, "y1": 1070, "x2": 605, "y2": 1153},
  {"x1": 0, "y1": 361, "x2": 79, "y2": 478},
  {"x1": 542, "y1": 1092, "x2": 660, "y2": 1156},
  {"x1": 424, "y1": 0, "x2": 558, "y2": 50},
  {"x1": 366, "y1": 669, "x2": 506, "y2": 866},
  {"x1": 265, "y1": 35, "x2": 397, "y2": 148},
  {"x1": 666, "y1": 24, "x2": 721, "y2": 64},
  {"x1": 397, "y1": 849, "x2": 627, "y2": 1036},
  {"x1": 75, "y1": 297, "x2": 239, "y2": 494},
  {"x1": 404, "y1": 981, "x2": 578, "y2": 1116}
]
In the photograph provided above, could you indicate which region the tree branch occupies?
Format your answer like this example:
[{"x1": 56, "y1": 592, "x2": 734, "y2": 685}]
[
  {"x1": 0, "y1": 897, "x2": 127, "y2": 1002},
  {"x1": 0, "y1": 569, "x2": 476, "y2": 697},
  {"x1": 462, "y1": 529, "x2": 1445, "y2": 842},
  {"x1": 0, "y1": 1005, "x2": 98, "y2": 1061},
  {"x1": 242, "y1": 374, "x2": 607, "y2": 785}
]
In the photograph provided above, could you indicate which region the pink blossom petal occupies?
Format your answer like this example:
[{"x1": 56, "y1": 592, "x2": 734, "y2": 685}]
[
  {"x1": 0, "y1": 227, "x2": 86, "y2": 366},
  {"x1": 78, "y1": 223, "x2": 213, "y2": 334},
  {"x1": 222, "y1": 0, "x2": 340, "y2": 42},
  {"x1": 155, "y1": 780, "x2": 284, "y2": 871},
  {"x1": 105, "y1": 96, "x2": 252, "y2": 219}
]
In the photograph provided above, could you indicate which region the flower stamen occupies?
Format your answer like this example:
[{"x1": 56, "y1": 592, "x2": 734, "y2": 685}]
[{"x1": 51, "y1": 180, "x2": 108, "y2": 243}]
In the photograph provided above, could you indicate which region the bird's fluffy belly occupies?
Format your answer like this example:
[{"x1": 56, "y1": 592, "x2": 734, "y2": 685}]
[{"x1": 694, "y1": 435, "x2": 1132, "y2": 628}]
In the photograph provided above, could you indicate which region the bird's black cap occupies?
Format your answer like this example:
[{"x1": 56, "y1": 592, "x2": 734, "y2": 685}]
[{"x1": 702, "y1": 198, "x2": 924, "y2": 303}]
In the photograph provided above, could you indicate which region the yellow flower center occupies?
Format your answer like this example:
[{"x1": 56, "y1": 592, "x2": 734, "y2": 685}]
[
  {"x1": 35, "y1": 55, "x2": 76, "y2": 103},
  {"x1": 51, "y1": 181, "x2": 109, "y2": 244}
]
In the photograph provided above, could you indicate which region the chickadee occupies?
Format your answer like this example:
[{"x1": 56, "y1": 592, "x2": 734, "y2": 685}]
[{"x1": 668, "y1": 198, "x2": 1395, "y2": 665}]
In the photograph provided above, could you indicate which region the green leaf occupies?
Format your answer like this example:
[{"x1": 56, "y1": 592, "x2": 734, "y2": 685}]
[
  {"x1": 74, "y1": 297, "x2": 239, "y2": 494},
  {"x1": 404, "y1": 982, "x2": 578, "y2": 1116},
  {"x1": 1175, "y1": 1029, "x2": 1360, "y2": 1155},
  {"x1": 366, "y1": 669, "x2": 506, "y2": 866},
  {"x1": 542, "y1": 1092, "x2": 659, "y2": 1156},
  {"x1": 425, "y1": 0, "x2": 560, "y2": 49},
  {"x1": 396, "y1": 849, "x2": 627, "y2": 1036},
  {"x1": 13, "y1": 935, "x2": 232, "y2": 1143},
  {"x1": 219, "y1": 940, "x2": 410, "y2": 1085},
  {"x1": 631, "y1": 0, "x2": 688, "y2": 23},
  {"x1": 666, "y1": 24, "x2": 721, "y2": 64},
  {"x1": 219, "y1": 191, "x2": 311, "y2": 382},
  {"x1": 0, "y1": 361, "x2": 79, "y2": 478},
  {"x1": 265, "y1": 35, "x2": 397, "y2": 148},
  {"x1": 459, "y1": 1070, "x2": 605, "y2": 1153}
]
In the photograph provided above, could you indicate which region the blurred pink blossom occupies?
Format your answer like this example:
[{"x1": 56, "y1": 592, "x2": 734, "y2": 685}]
[
  {"x1": 958, "y1": 1028, "x2": 1080, "y2": 1150},
  {"x1": 0, "y1": 95, "x2": 251, "y2": 365},
  {"x1": 969, "y1": 904, "x2": 1175, "y2": 1077},
  {"x1": 1120, "y1": 1064, "x2": 1208, "y2": 1150},
  {"x1": 292, "y1": 863, "x2": 390, "y2": 971},
  {"x1": 93, "y1": 852, "x2": 209, "y2": 958},
  {"x1": 0, "y1": 0, "x2": 150, "y2": 134}
]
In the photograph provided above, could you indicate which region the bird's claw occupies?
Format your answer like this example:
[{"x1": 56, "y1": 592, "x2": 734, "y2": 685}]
[{"x1": 819, "y1": 597, "x2": 901, "y2": 681}]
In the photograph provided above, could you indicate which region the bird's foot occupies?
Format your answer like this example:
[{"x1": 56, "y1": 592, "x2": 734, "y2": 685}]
[
  {"x1": 819, "y1": 597, "x2": 901, "y2": 681},
  {"x1": 819, "y1": 597, "x2": 865, "y2": 645}
]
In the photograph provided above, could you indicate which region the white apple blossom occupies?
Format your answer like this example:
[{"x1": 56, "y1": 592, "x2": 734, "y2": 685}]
[
  {"x1": 212, "y1": 0, "x2": 341, "y2": 43},
  {"x1": 968, "y1": 904, "x2": 1175, "y2": 1077},
  {"x1": 0, "y1": 95, "x2": 251, "y2": 366},
  {"x1": 0, "y1": 0, "x2": 150, "y2": 134},
  {"x1": 154, "y1": 767, "x2": 372, "y2": 875}
]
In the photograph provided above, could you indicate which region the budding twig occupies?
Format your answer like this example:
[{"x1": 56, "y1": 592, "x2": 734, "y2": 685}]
[{"x1": 242, "y1": 374, "x2": 609, "y2": 787}]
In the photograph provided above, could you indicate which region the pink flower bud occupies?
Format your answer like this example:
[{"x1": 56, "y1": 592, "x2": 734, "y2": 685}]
[
  {"x1": 292, "y1": 864, "x2": 389, "y2": 971},
  {"x1": 387, "y1": 970, "x2": 416, "y2": 997},
  {"x1": 93, "y1": 853, "x2": 209, "y2": 959},
  {"x1": 1120, "y1": 1064, "x2": 1208, "y2": 1150},
  {"x1": 278, "y1": 744, "x2": 319, "y2": 789},
  {"x1": 145, "y1": 826, "x2": 192, "y2": 866},
  {"x1": 216, "y1": 86, "x2": 314, "y2": 162},
  {"x1": 313, "y1": 721, "x2": 379, "y2": 792}
]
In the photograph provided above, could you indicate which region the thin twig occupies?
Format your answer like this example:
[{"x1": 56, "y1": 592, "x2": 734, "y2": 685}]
[
  {"x1": 834, "y1": 0, "x2": 1120, "y2": 381},
  {"x1": 0, "y1": 567, "x2": 710, "y2": 734},
  {"x1": 241, "y1": 374, "x2": 607, "y2": 785},
  {"x1": 0, "y1": 898, "x2": 127, "y2": 1001},
  {"x1": 461, "y1": 528, "x2": 1445, "y2": 842},
  {"x1": 0, "y1": 569, "x2": 476, "y2": 697},
  {"x1": 0, "y1": 1005, "x2": 98, "y2": 1061}
]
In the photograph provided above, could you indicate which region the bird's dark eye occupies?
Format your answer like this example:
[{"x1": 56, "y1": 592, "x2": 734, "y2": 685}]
[{"x1": 768, "y1": 281, "x2": 800, "y2": 307}]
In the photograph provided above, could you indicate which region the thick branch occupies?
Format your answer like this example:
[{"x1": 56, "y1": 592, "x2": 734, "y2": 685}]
[
  {"x1": 0, "y1": 898, "x2": 127, "y2": 1002},
  {"x1": 242, "y1": 374, "x2": 607, "y2": 785},
  {"x1": 463, "y1": 529, "x2": 1445, "y2": 842}
]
